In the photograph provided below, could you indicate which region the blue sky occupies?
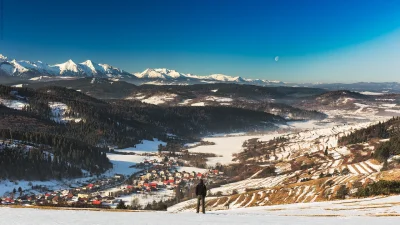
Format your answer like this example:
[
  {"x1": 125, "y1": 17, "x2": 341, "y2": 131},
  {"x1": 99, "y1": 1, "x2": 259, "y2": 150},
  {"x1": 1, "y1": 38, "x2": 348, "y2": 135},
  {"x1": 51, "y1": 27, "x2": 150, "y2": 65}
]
[{"x1": 1, "y1": 0, "x2": 400, "y2": 82}]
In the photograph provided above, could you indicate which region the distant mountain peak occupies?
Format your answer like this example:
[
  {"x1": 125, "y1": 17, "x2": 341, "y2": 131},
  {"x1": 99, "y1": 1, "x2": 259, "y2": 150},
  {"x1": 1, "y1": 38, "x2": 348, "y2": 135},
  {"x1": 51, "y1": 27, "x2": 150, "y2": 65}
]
[
  {"x1": 206, "y1": 74, "x2": 244, "y2": 82},
  {"x1": 81, "y1": 59, "x2": 94, "y2": 65},
  {"x1": 0, "y1": 54, "x2": 8, "y2": 62},
  {"x1": 134, "y1": 68, "x2": 183, "y2": 79}
]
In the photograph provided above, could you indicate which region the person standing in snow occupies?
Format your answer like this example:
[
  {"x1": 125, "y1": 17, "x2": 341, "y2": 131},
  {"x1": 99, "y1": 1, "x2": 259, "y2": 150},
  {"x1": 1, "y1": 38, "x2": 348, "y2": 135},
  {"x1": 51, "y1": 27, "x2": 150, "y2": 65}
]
[{"x1": 196, "y1": 179, "x2": 207, "y2": 214}]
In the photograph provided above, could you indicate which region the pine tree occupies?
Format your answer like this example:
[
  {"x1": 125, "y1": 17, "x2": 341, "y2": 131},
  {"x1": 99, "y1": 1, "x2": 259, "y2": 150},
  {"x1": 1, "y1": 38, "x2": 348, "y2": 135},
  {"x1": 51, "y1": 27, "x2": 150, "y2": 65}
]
[
  {"x1": 336, "y1": 185, "x2": 348, "y2": 199},
  {"x1": 116, "y1": 200, "x2": 127, "y2": 209}
]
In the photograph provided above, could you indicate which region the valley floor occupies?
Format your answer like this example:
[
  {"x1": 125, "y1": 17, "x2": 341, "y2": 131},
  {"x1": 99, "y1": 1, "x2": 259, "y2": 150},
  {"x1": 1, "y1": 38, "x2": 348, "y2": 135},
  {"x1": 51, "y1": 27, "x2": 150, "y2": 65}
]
[{"x1": 2, "y1": 195, "x2": 400, "y2": 225}]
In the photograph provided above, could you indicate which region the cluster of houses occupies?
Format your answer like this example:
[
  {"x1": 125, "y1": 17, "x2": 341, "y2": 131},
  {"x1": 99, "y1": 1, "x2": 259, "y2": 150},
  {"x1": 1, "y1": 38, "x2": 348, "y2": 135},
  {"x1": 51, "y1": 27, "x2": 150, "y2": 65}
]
[
  {"x1": 0, "y1": 191, "x2": 126, "y2": 208},
  {"x1": 0, "y1": 174, "x2": 127, "y2": 207},
  {"x1": 0, "y1": 157, "x2": 227, "y2": 208},
  {"x1": 105, "y1": 158, "x2": 226, "y2": 201}
]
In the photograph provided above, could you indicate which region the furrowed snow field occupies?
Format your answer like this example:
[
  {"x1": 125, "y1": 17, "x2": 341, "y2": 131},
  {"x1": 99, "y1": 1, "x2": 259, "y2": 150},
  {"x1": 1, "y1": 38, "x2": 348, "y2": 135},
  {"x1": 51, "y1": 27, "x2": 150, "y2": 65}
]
[{"x1": 2, "y1": 195, "x2": 400, "y2": 225}]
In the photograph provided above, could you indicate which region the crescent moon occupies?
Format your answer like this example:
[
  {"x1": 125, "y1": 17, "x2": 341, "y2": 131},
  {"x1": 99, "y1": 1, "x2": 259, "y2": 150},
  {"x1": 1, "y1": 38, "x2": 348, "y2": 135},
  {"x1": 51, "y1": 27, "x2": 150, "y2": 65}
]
[{"x1": 275, "y1": 56, "x2": 279, "y2": 62}]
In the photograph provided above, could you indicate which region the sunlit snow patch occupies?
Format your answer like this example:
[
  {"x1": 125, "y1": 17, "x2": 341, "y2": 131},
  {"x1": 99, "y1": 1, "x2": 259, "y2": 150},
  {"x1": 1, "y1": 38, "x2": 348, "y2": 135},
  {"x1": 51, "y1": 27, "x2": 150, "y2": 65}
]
[
  {"x1": 381, "y1": 104, "x2": 397, "y2": 108},
  {"x1": 178, "y1": 99, "x2": 193, "y2": 105},
  {"x1": 205, "y1": 96, "x2": 233, "y2": 102},
  {"x1": 358, "y1": 91, "x2": 384, "y2": 96},
  {"x1": 191, "y1": 102, "x2": 205, "y2": 106},
  {"x1": 0, "y1": 98, "x2": 28, "y2": 110},
  {"x1": 49, "y1": 102, "x2": 82, "y2": 123},
  {"x1": 140, "y1": 94, "x2": 177, "y2": 105}
]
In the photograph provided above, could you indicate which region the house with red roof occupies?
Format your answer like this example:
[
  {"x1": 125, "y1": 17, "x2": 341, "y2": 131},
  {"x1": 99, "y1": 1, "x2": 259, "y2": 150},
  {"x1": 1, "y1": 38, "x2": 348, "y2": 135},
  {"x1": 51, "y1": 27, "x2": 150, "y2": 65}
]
[{"x1": 92, "y1": 200, "x2": 102, "y2": 206}]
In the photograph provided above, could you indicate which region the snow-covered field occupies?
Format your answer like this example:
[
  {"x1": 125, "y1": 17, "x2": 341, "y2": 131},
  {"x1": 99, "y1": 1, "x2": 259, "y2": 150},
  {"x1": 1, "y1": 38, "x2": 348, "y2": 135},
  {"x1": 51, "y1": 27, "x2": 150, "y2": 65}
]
[
  {"x1": 191, "y1": 102, "x2": 205, "y2": 106},
  {"x1": 185, "y1": 118, "x2": 376, "y2": 167},
  {"x1": 358, "y1": 91, "x2": 385, "y2": 95},
  {"x1": 2, "y1": 195, "x2": 400, "y2": 224},
  {"x1": 106, "y1": 153, "x2": 161, "y2": 176},
  {"x1": 114, "y1": 139, "x2": 166, "y2": 153},
  {"x1": 114, "y1": 189, "x2": 175, "y2": 207},
  {"x1": 127, "y1": 94, "x2": 177, "y2": 105},
  {"x1": 282, "y1": 120, "x2": 336, "y2": 130},
  {"x1": 205, "y1": 96, "x2": 233, "y2": 102},
  {"x1": 188, "y1": 133, "x2": 283, "y2": 166},
  {"x1": 142, "y1": 94, "x2": 177, "y2": 105}
]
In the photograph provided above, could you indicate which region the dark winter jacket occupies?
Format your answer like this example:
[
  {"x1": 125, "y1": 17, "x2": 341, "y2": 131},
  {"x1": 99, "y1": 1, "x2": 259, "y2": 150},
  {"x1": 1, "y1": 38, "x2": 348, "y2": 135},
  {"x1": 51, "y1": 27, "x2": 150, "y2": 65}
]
[{"x1": 196, "y1": 180, "x2": 207, "y2": 196}]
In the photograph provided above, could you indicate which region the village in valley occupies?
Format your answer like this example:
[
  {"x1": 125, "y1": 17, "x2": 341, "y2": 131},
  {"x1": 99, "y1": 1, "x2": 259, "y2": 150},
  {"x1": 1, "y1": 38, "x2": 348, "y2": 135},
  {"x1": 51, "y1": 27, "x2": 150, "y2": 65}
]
[{"x1": 0, "y1": 138, "x2": 226, "y2": 209}]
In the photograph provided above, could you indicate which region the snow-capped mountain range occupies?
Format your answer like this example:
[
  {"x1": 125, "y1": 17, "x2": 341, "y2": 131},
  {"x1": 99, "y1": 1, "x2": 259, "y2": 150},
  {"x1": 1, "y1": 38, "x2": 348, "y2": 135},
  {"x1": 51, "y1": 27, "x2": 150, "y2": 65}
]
[
  {"x1": 0, "y1": 54, "x2": 131, "y2": 78},
  {"x1": 134, "y1": 68, "x2": 283, "y2": 84},
  {"x1": 0, "y1": 54, "x2": 284, "y2": 85}
]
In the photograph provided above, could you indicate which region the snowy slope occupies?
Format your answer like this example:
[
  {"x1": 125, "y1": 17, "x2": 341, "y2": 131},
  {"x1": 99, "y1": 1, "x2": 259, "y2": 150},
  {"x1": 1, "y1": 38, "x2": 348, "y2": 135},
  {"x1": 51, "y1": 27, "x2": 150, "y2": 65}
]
[
  {"x1": 79, "y1": 60, "x2": 103, "y2": 76},
  {"x1": 53, "y1": 59, "x2": 84, "y2": 76},
  {"x1": 2, "y1": 195, "x2": 400, "y2": 224}
]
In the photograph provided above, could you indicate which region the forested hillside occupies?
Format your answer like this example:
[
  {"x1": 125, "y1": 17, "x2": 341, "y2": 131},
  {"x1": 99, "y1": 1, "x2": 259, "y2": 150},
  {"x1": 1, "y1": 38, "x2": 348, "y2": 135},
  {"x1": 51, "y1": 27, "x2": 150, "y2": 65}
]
[
  {"x1": 0, "y1": 84, "x2": 287, "y2": 180},
  {"x1": 28, "y1": 78, "x2": 327, "y2": 100},
  {"x1": 339, "y1": 117, "x2": 400, "y2": 162},
  {"x1": 26, "y1": 79, "x2": 329, "y2": 121}
]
